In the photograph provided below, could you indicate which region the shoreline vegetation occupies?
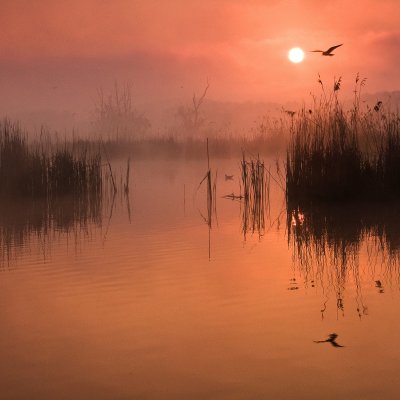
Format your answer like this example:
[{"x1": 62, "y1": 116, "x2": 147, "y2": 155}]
[
  {"x1": 89, "y1": 81, "x2": 288, "y2": 159},
  {"x1": 0, "y1": 114, "x2": 284, "y2": 202},
  {"x1": 3, "y1": 76, "x2": 400, "y2": 272},
  {"x1": 286, "y1": 75, "x2": 400, "y2": 204},
  {"x1": 2, "y1": 76, "x2": 400, "y2": 205},
  {"x1": 285, "y1": 77, "x2": 400, "y2": 298},
  {"x1": 0, "y1": 120, "x2": 105, "y2": 265},
  {"x1": 0, "y1": 120, "x2": 103, "y2": 199}
]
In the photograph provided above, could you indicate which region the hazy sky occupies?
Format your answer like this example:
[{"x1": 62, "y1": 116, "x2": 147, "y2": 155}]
[{"x1": 1, "y1": 0, "x2": 399, "y2": 121}]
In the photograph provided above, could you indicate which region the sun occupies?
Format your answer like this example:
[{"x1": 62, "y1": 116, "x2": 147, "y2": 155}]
[{"x1": 288, "y1": 47, "x2": 305, "y2": 63}]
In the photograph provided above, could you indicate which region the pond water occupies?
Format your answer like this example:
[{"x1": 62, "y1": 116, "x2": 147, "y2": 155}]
[{"x1": 1, "y1": 157, "x2": 400, "y2": 400}]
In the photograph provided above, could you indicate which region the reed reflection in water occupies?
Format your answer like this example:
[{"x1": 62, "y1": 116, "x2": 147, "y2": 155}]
[
  {"x1": 223, "y1": 153, "x2": 272, "y2": 238},
  {"x1": 0, "y1": 193, "x2": 105, "y2": 267},
  {"x1": 240, "y1": 153, "x2": 268, "y2": 239},
  {"x1": 288, "y1": 201, "x2": 400, "y2": 318}
]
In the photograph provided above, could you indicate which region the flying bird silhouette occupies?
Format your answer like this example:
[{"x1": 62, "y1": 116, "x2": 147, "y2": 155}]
[
  {"x1": 314, "y1": 333, "x2": 344, "y2": 347},
  {"x1": 311, "y1": 44, "x2": 343, "y2": 56}
]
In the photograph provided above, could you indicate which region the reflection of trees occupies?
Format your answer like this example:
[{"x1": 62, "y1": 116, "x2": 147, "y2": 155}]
[
  {"x1": 0, "y1": 194, "x2": 103, "y2": 267},
  {"x1": 287, "y1": 201, "x2": 400, "y2": 318}
]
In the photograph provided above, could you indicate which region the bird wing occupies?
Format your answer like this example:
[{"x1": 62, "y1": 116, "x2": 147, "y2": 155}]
[
  {"x1": 311, "y1": 50, "x2": 323, "y2": 52},
  {"x1": 326, "y1": 44, "x2": 343, "y2": 53}
]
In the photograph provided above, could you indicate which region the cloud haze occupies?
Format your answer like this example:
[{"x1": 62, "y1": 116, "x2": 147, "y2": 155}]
[{"x1": 0, "y1": 0, "x2": 399, "y2": 129}]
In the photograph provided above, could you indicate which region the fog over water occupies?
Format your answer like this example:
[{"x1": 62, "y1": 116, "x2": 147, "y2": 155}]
[
  {"x1": 2, "y1": 2, "x2": 400, "y2": 399},
  {"x1": 1, "y1": 1, "x2": 400, "y2": 135}
]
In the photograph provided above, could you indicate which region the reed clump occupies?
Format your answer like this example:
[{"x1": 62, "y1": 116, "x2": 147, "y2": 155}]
[
  {"x1": 0, "y1": 120, "x2": 102, "y2": 198},
  {"x1": 240, "y1": 152, "x2": 268, "y2": 237},
  {"x1": 286, "y1": 76, "x2": 400, "y2": 203}
]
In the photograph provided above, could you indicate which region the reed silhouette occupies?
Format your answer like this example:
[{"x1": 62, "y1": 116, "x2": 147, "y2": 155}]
[
  {"x1": 286, "y1": 75, "x2": 400, "y2": 203},
  {"x1": 0, "y1": 119, "x2": 102, "y2": 198},
  {"x1": 196, "y1": 139, "x2": 217, "y2": 259},
  {"x1": 0, "y1": 119, "x2": 124, "y2": 266},
  {"x1": 240, "y1": 152, "x2": 269, "y2": 239}
]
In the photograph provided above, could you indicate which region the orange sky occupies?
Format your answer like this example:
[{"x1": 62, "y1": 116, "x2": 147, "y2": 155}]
[{"x1": 0, "y1": 0, "x2": 399, "y2": 123}]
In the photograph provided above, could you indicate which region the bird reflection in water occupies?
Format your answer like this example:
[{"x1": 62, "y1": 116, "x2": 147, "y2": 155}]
[{"x1": 314, "y1": 333, "x2": 344, "y2": 348}]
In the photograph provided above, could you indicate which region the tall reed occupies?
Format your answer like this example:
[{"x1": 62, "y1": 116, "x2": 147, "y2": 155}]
[
  {"x1": 286, "y1": 76, "x2": 400, "y2": 203},
  {"x1": 240, "y1": 152, "x2": 268, "y2": 237},
  {"x1": 0, "y1": 120, "x2": 102, "y2": 199},
  {"x1": 0, "y1": 119, "x2": 111, "y2": 266}
]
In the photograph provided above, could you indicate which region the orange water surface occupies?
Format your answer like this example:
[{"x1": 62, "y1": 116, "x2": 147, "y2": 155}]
[{"x1": 1, "y1": 158, "x2": 399, "y2": 400}]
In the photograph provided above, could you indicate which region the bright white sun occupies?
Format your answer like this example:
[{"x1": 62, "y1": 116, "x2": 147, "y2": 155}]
[{"x1": 288, "y1": 47, "x2": 305, "y2": 63}]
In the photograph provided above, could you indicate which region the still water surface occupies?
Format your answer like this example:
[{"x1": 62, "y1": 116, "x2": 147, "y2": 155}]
[{"x1": 1, "y1": 158, "x2": 400, "y2": 400}]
